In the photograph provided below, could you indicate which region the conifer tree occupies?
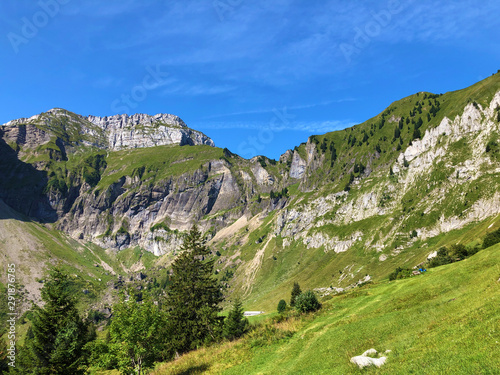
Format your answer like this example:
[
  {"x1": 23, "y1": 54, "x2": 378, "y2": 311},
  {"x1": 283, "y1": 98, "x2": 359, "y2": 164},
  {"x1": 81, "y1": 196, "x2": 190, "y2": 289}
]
[
  {"x1": 277, "y1": 299, "x2": 287, "y2": 314},
  {"x1": 394, "y1": 127, "x2": 401, "y2": 140},
  {"x1": 17, "y1": 267, "x2": 95, "y2": 375},
  {"x1": 165, "y1": 225, "x2": 224, "y2": 355},
  {"x1": 413, "y1": 127, "x2": 421, "y2": 140},
  {"x1": 329, "y1": 142, "x2": 337, "y2": 167},
  {"x1": 290, "y1": 282, "x2": 302, "y2": 307},
  {"x1": 223, "y1": 298, "x2": 248, "y2": 341}
]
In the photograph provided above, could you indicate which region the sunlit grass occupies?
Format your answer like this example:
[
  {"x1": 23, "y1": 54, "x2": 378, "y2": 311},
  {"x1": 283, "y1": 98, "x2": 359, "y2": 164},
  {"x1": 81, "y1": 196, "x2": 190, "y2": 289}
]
[{"x1": 151, "y1": 244, "x2": 500, "y2": 374}]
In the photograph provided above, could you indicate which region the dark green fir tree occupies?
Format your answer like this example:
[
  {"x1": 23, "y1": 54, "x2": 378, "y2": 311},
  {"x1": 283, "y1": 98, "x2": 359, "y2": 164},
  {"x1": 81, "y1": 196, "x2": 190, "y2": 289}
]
[
  {"x1": 14, "y1": 267, "x2": 95, "y2": 375},
  {"x1": 165, "y1": 225, "x2": 224, "y2": 355},
  {"x1": 290, "y1": 282, "x2": 302, "y2": 307},
  {"x1": 223, "y1": 298, "x2": 248, "y2": 341}
]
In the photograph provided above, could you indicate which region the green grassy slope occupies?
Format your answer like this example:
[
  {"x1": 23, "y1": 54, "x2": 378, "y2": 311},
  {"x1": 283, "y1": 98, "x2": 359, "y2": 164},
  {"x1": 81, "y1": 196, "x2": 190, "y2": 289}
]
[
  {"x1": 216, "y1": 213, "x2": 500, "y2": 312},
  {"x1": 153, "y1": 244, "x2": 500, "y2": 375},
  {"x1": 296, "y1": 72, "x2": 500, "y2": 190}
]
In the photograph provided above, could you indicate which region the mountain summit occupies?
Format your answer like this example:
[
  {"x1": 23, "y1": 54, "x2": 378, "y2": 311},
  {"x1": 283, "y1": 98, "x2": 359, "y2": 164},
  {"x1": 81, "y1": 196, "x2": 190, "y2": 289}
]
[{"x1": 2, "y1": 108, "x2": 214, "y2": 152}]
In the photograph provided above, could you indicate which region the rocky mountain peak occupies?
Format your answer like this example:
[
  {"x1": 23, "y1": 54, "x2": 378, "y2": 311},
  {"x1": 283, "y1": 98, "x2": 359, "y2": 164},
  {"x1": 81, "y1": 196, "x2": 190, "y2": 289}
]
[
  {"x1": 86, "y1": 112, "x2": 215, "y2": 150},
  {"x1": 2, "y1": 108, "x2": 215, "y2": 151},
  {"x1": 86, "y1": 113, "x2": 188, "y2": 130}
]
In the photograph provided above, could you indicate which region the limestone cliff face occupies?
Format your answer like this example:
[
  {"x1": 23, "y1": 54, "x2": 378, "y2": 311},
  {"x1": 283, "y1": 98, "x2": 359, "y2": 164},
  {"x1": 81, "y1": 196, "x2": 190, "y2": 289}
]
[
  {"x1": 0, "y1": 109, "x2": 218, "y2": 229},
  {"x1": 289, "y1": 151, "x2": 306, "y2": 179},
  {"x1": 55, "y1": 158, "x2": 282, "y2": 254},
  {"x1": 0, "y1": 108, "x2": 293, "y2": 255},
  {"x1": 86, "y1": 113, "x2": 214, "y2": 150},
  {"x1": 2, "y1": 109, "x2": 214, "y2": 151}
]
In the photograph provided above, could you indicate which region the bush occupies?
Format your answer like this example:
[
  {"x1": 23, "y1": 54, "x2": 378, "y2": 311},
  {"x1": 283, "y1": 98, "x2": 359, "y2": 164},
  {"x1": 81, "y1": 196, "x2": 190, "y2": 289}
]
[
  {"x1": 486, "y1": 139, "x2": 498, "y2": 153},
  {"x1": 277, "y1": 299, "x2": 287, "y2": 314},
  {"x1": 388, "y1": 267, "x2": 413, "y2": 281},
  {"x1": 294, "y1": 291, "x2": 321, "y2": 313},
  {"x1": 427, "y1": 247, "x2": 453, "y2": 268},
  {"x1": 483, "y1": 227, "x2": 500, "y2": 249},
  {"x1": 448, "y1": 244, "x2": 468, "y2": 260},
  {"x1": 467, "y1": 244, "x2": 481, "y2": 257},
  {"x1": 88, "y1": 309, "x2": 106, "y2": 324}
]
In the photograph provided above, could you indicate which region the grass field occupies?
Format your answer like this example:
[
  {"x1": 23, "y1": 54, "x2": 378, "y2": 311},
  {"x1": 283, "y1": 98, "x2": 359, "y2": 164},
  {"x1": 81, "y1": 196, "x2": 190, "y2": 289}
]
[{"x1": 151, "y1": 243, "x2": 500, "y2": 374}]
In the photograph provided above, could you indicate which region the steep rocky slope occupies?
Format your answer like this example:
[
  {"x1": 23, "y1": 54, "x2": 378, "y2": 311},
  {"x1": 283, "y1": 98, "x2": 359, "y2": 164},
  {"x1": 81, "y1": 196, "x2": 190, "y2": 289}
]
[{"x1": 0, "y1": 108, "x2": 291, "y2": 255}]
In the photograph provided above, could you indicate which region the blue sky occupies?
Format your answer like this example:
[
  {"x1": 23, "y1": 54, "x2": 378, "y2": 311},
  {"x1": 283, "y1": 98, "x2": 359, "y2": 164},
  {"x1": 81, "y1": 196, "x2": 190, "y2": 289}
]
[{"x1": 1, "y1": 1, "x2": 499, "y2": 159}]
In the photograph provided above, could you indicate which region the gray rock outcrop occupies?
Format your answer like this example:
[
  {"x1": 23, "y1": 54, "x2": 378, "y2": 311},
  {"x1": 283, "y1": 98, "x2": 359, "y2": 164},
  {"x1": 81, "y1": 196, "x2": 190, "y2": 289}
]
[
  {"x1": 86, "y1": 113, "x2": 214, "y2": 150},
  {"x1": 350, "y1": 348, "x2": 388, "y2": 369}
]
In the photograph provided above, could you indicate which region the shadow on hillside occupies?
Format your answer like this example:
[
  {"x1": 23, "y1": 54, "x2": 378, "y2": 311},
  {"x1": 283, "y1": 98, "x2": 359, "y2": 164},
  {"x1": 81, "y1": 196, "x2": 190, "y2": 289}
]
[
  {"x1": 0, "y1": 135, "x2": 57, "y2": 222},
  {"x1": 172, "y1": 364, "x2": 210, "y2": 375}
]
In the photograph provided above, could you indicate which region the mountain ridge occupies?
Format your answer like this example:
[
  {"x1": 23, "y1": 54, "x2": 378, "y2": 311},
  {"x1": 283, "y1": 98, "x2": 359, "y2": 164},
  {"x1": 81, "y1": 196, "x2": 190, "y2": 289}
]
[{"x1": 1, "y1": 107, "x2": 215, "y2": 151}]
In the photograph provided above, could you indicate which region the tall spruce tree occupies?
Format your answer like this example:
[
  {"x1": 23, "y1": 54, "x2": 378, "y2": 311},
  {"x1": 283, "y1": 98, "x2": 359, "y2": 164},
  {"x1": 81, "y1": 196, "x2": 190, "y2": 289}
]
[
  {"x1": 165, "y1": 225, "x2": 224, "y2": 355},
  {"x1": 17, "y1": 267, "x2": 95, "y2": 375}
]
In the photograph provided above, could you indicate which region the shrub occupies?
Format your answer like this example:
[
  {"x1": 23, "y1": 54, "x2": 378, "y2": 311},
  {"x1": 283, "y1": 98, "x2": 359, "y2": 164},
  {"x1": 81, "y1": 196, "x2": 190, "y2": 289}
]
[
  {"x1": 485, "y1": 139, "x2": 498, "y2": 153},
  {"x1": 257, "y1": 156, "x2": 267, "y2": 168},
  {"x1": 467, "y1": 244, "x2": 481, "y2": 257},
  {"x1": 448, "y1": 244, "x2": 468, "y2": 260},
  {"x1": 427, "y1": 247, "x2": 453, "y2": 268},
  {"x1": 277, "y1": 299, "x2": 287, "y2": 314},
  {"x1": 88, "y1": 309, "x2": 106, "y2": 324},
  {"x1": 294, "y1": 291, "x2": 321, "y2": 313},
  {"x1": 388, "y1": 267, "x2": 413, "y2": 281},
  {"x1": 483, "y1": 227, "x2": 500, "y2": 249}
]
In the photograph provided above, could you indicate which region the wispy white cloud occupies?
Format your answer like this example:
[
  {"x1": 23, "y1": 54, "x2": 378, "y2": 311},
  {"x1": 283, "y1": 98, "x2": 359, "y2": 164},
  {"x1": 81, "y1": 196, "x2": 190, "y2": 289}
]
[
  {"x1": 194, "y1": 119, "x2": 356, "y2": 133},
  {"x1": 57, "y1": 0, "x2": 500, "y2": 90},
  {"x1": 161, "y1": 82, "x2": 235, "y2": 96},
  {"x1": 202, "y1": 98, "x2": 357, "y2": 119}
]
